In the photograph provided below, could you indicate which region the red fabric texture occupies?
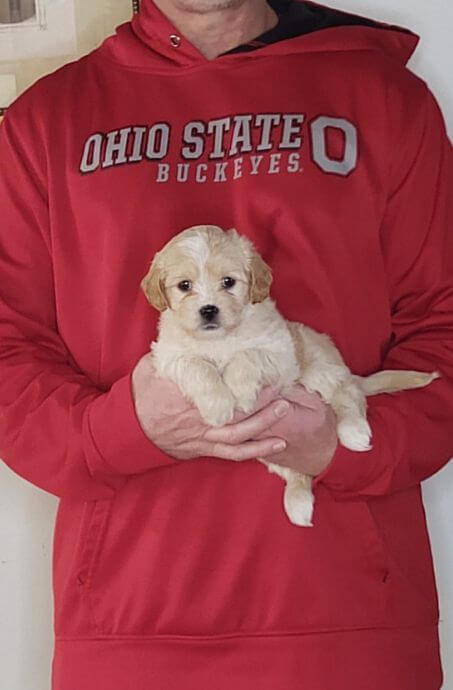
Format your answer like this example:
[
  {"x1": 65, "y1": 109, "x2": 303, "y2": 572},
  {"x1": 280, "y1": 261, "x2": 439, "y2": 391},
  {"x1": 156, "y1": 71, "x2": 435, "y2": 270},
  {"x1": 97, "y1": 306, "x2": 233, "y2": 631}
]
[
  {"x1": 0, "y1": 1, "x2": 451, "y2": 687},
  {"x1": 53, "y1": 626, "x2": 442, "y2": 690}
]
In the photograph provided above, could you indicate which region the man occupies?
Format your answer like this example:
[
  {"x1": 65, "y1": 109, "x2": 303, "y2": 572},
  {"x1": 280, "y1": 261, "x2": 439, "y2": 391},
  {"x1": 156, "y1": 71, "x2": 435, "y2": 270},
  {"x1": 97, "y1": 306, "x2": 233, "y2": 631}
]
[{"x1": 0, "y1": 0, "x2": 452, "y2": 688}]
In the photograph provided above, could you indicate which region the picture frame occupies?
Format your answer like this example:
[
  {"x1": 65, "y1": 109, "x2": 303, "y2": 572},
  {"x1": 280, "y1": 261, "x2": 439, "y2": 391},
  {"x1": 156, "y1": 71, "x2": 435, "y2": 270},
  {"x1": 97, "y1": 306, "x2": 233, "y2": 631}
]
[
  {"x1": 0, "y1": 0, "x2": 46, "y2": 30},
  {"x1": 0, "y1": 0, "x2": 139, "y2": 118}
]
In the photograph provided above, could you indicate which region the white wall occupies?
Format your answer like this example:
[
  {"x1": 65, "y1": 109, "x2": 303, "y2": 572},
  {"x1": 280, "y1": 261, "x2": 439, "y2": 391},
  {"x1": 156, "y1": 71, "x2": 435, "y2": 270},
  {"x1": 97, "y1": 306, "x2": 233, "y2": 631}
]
[{"x1": 0, "y1": 1, "x2": 452, "y2": 689}]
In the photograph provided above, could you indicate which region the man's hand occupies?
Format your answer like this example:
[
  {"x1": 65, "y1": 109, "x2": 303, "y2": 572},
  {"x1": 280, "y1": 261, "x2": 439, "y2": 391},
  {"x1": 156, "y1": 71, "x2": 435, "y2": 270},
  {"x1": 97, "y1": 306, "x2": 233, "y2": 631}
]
[
  {"x1": 131, "y1": 353, "x2": 290, "y2": 462},
  {"x1": 253, "y1": 385, "x2": 338, "y2": 476}
]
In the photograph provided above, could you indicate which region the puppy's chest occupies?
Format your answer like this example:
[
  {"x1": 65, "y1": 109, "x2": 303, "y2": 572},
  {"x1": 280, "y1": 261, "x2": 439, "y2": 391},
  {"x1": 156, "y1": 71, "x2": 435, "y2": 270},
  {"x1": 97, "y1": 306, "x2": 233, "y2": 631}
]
[
  {"x1": 153, "y1": 329, "x2": 299, "y2": 385},
  {"x1": 204, "y1": 338, "x2": 294, "y2": 372}
]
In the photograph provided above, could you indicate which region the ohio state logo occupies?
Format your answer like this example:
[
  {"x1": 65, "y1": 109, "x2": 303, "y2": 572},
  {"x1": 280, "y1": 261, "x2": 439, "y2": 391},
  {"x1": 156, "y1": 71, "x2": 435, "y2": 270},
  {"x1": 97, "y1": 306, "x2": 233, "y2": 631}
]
[{"x1": 79, "y1": 112, "x2": 358, "y2": 183}]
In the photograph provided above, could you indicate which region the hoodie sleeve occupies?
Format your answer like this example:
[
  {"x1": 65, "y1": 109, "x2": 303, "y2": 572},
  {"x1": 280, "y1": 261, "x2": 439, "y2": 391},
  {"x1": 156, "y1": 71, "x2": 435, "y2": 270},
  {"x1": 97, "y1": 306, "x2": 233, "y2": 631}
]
[
  {"x1": 313, "y1": 85, "x2": 453, "y2": 500},
  {"x1": 0, "y1": 107, "x2": 179, "y2": 502}
]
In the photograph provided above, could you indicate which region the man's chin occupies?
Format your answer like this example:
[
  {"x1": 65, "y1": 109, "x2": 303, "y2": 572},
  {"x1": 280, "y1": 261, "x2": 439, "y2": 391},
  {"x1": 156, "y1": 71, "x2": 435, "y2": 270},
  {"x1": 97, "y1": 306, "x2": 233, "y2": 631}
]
[{"x1": 174, "y1": 0, "x2": 243, "y2": 13}]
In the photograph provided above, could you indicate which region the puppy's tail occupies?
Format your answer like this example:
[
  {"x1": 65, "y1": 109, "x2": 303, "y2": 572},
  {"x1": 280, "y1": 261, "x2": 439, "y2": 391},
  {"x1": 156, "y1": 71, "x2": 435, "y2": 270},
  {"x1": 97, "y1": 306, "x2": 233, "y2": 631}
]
[{"x1": 355, "y1": 369, "x2": 440, "y2": 396}]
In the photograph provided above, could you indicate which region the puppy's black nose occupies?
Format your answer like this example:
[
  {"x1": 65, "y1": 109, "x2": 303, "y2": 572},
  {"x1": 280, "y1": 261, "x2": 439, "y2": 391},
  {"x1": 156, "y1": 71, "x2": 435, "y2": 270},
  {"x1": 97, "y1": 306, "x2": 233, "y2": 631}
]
[{"x1": 199, "y1": 304, "x2": 219, "y2": 322}]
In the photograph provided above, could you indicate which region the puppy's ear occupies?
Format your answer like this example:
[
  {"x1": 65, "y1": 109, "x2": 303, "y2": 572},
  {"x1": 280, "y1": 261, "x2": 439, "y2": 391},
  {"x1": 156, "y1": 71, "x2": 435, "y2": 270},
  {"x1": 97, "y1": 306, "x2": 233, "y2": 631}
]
[
  {"x1": 141, "y1": 257, "x2": 168, "y2": 311},
  {"x1": 227, "y1": 229, "x2": 273, "y2": 303},
  {"x1": 249, "y1": 251, "x2": 272, "y2": 303}
]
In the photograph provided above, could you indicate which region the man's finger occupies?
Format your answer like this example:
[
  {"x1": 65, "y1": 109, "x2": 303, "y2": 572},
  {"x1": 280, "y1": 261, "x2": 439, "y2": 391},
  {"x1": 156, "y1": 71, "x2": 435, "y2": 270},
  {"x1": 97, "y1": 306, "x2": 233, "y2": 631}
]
[
  {"x1": 199, "y1": 436, "x2": 287, "y2": 462},
  {"x1": 204, "y1": 399, "x2": 291, "y2": 445}
]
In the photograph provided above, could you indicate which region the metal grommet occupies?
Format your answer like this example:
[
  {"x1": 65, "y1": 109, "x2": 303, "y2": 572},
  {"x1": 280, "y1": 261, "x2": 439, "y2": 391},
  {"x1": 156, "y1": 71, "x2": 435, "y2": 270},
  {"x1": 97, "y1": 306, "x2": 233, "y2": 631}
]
[{"x1": 170, "y1": 34, "x2": 181, "y2": 47}]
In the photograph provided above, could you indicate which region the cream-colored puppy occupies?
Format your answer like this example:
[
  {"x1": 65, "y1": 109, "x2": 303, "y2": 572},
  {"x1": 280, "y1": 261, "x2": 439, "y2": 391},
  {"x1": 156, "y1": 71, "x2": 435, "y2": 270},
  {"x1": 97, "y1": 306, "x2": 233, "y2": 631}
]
[{"x1": 141, "y1": 225, "x2": 439, "y2": 526}]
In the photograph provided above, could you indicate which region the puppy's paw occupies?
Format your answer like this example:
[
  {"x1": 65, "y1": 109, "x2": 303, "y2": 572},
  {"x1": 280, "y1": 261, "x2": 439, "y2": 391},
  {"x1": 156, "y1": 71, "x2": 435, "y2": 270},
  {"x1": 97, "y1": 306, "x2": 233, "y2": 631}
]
[
  {"x1": 337, "y1": 417, "x2": 372, "y2": 452},
  {"x1": 223, "y1": 369, "x2": 261, "y2": 414},
  {"x1": 196, "y1": 391, "x2": 236, "y2": 427},
  {"x1": 235, "y1": 392, "x2": 259, "y2": 414}
]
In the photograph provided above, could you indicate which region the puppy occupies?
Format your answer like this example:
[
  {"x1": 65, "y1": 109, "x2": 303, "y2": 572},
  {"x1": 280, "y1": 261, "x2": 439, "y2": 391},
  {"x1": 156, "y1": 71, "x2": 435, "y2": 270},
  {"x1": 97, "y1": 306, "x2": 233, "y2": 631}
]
[{"x1": 141, "y1": 225, "x2": 439, "y2": 526}]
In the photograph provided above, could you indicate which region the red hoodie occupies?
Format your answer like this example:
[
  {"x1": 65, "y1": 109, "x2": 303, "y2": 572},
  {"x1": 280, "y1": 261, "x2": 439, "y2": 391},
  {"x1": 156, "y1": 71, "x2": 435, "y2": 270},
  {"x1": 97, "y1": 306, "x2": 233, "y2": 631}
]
[{"x1": 0, "y1": 1, "x2": 452, "y2": 688}]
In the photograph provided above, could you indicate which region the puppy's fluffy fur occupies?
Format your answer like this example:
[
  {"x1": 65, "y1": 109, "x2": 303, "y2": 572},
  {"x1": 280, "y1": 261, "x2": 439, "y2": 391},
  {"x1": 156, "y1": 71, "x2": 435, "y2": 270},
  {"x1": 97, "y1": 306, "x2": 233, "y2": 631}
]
[{"x1": 142, "y1": 225, "x2": 439, "y2": 526}]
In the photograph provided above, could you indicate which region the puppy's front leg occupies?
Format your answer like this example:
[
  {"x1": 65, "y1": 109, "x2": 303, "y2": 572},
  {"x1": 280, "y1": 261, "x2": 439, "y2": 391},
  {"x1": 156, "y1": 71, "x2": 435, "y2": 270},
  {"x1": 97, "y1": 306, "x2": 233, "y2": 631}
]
[
  {"x1": 223, "y1": 349, "x2": 278, "y2": 413},
  {"x1": 169, "y1": 356, "x2": 236, "y2": 427}
]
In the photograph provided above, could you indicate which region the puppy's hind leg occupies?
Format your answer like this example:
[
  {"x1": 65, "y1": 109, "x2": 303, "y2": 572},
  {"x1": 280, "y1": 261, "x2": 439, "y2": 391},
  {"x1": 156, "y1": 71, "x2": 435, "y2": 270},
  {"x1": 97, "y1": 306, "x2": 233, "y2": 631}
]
[
  {"x1": 289, "y1": 322, "x2": 372, "y2": 453},
  {"x1": 257, "y1": 458, "x2": 314, "y2": 527},
  {"x1": 283, "y1": 472, "x2": 314, "y2": 527},
  {"x1": 334, "y1": 369, "x2": 440, "y2": 450},
  {"x1": 330, "y1": 380, "x2": 372, "y2": 452}
]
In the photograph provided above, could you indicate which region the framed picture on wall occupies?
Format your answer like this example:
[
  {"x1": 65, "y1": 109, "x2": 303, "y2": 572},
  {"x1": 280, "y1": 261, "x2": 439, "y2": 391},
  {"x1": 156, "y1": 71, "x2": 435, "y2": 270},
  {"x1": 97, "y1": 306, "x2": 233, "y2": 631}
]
[
  {"x1": 0, "y1": 0, "x2": 45, "y2": 29},
  {"x1": 0, "y1": 0, "x2": 75, "y2": 62},
  {"x1": 0, "y1": 0, "x2": 139, "y2": 118}
]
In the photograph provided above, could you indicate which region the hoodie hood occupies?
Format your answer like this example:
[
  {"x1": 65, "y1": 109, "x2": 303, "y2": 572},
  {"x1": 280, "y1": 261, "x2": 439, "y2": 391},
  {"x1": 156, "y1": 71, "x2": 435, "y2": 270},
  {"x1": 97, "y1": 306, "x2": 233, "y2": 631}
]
[{"x1": 97, "y1": 0, "x2": 419, "y2": 72}]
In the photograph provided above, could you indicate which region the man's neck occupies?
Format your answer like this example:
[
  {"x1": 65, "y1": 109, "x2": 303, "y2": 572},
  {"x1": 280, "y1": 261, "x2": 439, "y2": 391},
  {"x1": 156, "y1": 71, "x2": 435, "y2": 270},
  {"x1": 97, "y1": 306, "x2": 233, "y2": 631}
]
[{"x1": 152, "y1": 0, "x2": 279, "y2": 60}]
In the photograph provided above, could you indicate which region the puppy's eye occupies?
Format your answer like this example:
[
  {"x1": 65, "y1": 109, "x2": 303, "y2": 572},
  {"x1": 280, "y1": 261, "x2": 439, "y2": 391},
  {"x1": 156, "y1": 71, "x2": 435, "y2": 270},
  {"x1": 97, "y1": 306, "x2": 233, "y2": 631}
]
[
  {"x1": 222, "y1": 277, "x2": 236, "y2": 289},
  {"x1": 177, "y1": 280, "x2": 192, "y2": 292}
]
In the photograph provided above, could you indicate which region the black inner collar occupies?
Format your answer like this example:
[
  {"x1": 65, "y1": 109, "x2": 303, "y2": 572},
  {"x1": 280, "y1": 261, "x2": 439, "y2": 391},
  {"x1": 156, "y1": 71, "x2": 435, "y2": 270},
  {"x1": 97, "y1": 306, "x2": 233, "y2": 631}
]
[{"x1": 220, "y1": 0, "x2": 400, "y2": 55}]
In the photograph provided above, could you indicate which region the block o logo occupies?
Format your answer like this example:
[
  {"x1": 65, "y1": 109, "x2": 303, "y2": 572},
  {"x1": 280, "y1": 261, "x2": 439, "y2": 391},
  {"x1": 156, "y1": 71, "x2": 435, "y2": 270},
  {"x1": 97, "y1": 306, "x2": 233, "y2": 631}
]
[{"x1": 311, "y1": 116, "x2": 358, "y2": 176}]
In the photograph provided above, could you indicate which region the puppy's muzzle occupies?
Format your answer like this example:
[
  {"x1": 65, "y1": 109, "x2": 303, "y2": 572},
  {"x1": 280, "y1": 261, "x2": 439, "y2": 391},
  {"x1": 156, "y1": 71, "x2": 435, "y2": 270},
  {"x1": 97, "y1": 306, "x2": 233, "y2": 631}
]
[{"x1": 199, "y1": 304, "x2": 220, "y2": 329}]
